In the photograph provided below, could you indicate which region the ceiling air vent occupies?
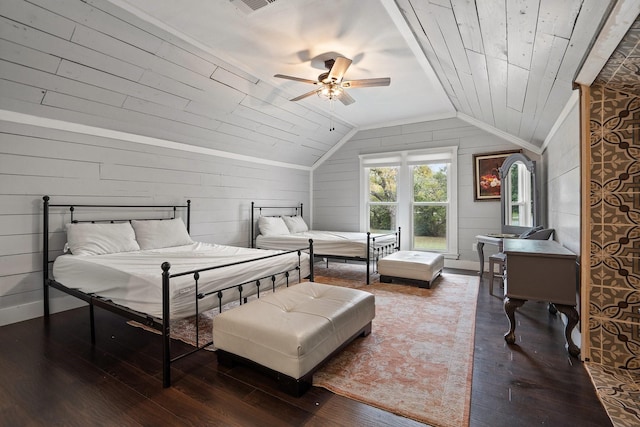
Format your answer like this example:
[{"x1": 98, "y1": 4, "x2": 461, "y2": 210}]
[{"x1": 230, "y1": 0, "x2": 278, "y2": 14}]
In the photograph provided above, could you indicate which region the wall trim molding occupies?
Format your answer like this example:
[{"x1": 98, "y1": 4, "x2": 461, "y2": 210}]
[
  {"x1": 380, "y1": 0, "x2": 456, "y2": 113},
  {"x1": 311, "y1": 127, "x2": 359, "y2": 171},
  {"x1": 541, "y1": 90, "x2": 580, "y2": 153},
  {"x1": 0, "y1": 109, "x2": 312, "y2": 171},
  {"x1": 457, "y1": 112, "x2": 542, "y2": 154},
  {"x1": 574, "y1": 0, "x2": 640, "y2": 86}
]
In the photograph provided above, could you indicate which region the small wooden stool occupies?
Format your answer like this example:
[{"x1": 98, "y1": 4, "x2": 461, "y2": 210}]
[{"x1": 488, "y1": 252, "x2": 506, "y2": 296}]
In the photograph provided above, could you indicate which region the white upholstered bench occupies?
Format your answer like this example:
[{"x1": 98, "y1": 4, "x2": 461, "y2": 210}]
[
  {"x1": 378, "y1": 250, "x2": 444, "y2": 288},
  {"x1": 212, "y1": 281, "x2": 375, "y2": 396}
]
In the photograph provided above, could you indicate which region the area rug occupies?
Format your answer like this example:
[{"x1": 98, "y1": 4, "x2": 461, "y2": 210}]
[
  {"x1": 129, "y1": 263, "x2": 479, "y2": 427},
  {"x1": 311, "y1": 264, "x2": 479, "y2": 427}
]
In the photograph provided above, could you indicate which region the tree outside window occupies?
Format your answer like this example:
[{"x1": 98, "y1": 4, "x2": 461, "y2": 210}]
[
  {"x1": 413, "y1": 164, "x2": 448, "y2": 251},
  {"x1": 361, "y1": 147, "x2": 457, "y2": 256},
  {"x1": 368, "y1": 167, "x2": 397, "y2": 232}
]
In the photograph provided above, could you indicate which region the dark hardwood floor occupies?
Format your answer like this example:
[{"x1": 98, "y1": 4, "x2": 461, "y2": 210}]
[{"x1": 0, "y1": 268, "x2": 612, "y2": 426}]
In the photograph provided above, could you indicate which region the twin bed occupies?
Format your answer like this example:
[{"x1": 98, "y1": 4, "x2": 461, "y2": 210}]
[
  {"x1": 251, "y1": 202, "x2": 400, "y2": 284},
  {"x1": 43, "y1": 197, "x2": 312, "y2": 388},
  {"x1": 43, "y1": 198, "x2": 394, "y2": 392}
]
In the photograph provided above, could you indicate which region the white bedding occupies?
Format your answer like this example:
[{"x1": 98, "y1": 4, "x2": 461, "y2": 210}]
[
  {"x1": 53, "y1": 242, "x2": 310, "y2": 319},
  {"x1": 255, "y1": 230, "x2": 396, "y2": 258}
]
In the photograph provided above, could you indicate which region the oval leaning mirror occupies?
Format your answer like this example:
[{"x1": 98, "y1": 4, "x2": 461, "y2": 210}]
[{"x1": 499, "y1": 153, "x2": 538, "y2": 234}]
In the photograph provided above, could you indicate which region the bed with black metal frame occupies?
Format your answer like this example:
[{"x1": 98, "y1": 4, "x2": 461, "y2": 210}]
[
  {"x1": 42, "y1": 196, "x2": 314, "y2": 388},
  {"x1": 250, "y1": 202, "x2": 399, "y2": 284}
]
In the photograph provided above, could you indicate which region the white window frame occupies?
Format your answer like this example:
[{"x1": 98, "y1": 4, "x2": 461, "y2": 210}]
[
  {"x1": 366, "y1": 165, "x2": 400, "y2": 232},
  {"x1": 359, "y1": 147, "x2": 458, "y2": 258},
  {"x1": 505, "y1": 162, "x2": 532, "y2": 227}
]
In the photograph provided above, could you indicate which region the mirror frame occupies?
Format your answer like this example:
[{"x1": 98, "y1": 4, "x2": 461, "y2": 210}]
[{"x1": 499, "y1": 153, "x2": 539, "y2": 235}]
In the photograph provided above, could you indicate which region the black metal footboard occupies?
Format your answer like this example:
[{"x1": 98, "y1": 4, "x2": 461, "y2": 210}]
[
  {"x1": 250, "y1": 202, "x2": 400, "y2": 285},
  {"x1": 368, "y1": 227, "x2": 401, "y2": 284},
  {"x1": 42, "y1": 196, "x2": 314, "y2": 388},
  {"x1": 316, "y1": 227, "x2": 400, "y2": 285},
  {"x1": 159, "y1": 243, "x2": 314, "y2": 387}
]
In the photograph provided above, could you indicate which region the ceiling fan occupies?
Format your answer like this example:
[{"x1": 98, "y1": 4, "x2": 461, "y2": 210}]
[{"x1": 274, "y1": 56, "x2": 391, "y2": 106}]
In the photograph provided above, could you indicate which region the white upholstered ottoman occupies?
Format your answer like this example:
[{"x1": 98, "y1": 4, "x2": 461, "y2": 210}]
[
  {"x1": 212, "y1": 281, "x2": 375, "y2": 396},
  {"x1": 378, "y1": 251, "x2": 444, "y2": 288}
]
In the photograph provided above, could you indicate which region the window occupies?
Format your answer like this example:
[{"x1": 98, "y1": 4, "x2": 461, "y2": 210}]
[
  {"x1": 368, "y1": 166, "x2": 398, "y2": 232},
  {"x1": 361, "y1": 148, "x2": 458, "y2": 256},
  {"x1": 506, "y1": 162, "x2": 532, "y2": 227},
  {"x1": 412, "y1": 163, "x2": 448, "y2": 251}
]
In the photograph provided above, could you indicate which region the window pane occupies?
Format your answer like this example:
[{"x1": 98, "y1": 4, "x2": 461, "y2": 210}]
[
  {"x1": 510, "y1": 165, "x2": 519, "y2": 203},
  {"x1": 511, "y1": 205, "x2": 521, "y2": 225},
  {"x1": 369, "y1": 167, "x2": 397, "y2": 202},
  {"x1": 413, "y1": 206, "x2": 447, "y2": 251},
  {"x1": 369, "y1": 205, "x2": 397, "y2": 232},
  {"x1": 413, "y1": 164, "x2": 448, "y2": 202}
]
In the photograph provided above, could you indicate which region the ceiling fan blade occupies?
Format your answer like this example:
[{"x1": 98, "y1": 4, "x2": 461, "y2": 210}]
[
  {"x1": 342, "y1": 77, "x2": 391, "y2": 88},
  {"x1": 327, "y1": 57, "x2": 352, "y2": 82},
  {"x1": 336, "y1": 90, "x2": 355, "y2": 106},
  {"x1": 274, "y1": 74, "x2": 318, "y2": 84},
  {"x1": 290, "y1": 88, "x2": 319, "y2": 102}
]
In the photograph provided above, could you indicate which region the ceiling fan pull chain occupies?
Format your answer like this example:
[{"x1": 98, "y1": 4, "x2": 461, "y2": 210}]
[{"x1": 329, "y1": 98, "x2": 336, "y2": 132}]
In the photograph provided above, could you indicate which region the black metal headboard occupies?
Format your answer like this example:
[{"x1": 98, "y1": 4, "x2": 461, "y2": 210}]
[
  {"x1": 250, "y1": 201, "x2": 303, "y2": 248},
  {"x1": 42, "y1": 195, "x2": 191, "y2": 314}
]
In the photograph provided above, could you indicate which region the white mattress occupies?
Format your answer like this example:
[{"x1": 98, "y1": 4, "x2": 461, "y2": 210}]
[
  {"x1": 52, "y1": 242, "x2": 310, "y2": 319},
  {"x1": 256, "y1": 230, "x2": 396, "y2": 258}
]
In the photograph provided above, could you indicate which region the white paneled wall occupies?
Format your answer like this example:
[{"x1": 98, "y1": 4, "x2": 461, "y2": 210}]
[
  {"x1": 0, "y1": 120, "x2": 310, "y2": 326},
  {"x1": 313, "y1": 117, "x2": 540, "y2": 269},
  {"x1": 0, "y1": 0, "x2": 349, "y2": 168},
  {"x1": 543, "y1": 97, "x2": 581, "y2": 256}
]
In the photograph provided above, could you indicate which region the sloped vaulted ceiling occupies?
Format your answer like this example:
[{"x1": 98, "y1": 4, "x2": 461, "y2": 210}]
[
  {"x1": 397, "y1": 0, "x2": 619, "y2": 147},
  {"x1": 1, "y1": 0, "x2": 636, "y2": 167},
  {"x1": 116, "y1": 0, "x2": 619, "y2": 152}
]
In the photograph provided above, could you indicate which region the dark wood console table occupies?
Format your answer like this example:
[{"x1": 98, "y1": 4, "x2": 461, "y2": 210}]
[{"x1": 502, "y1": 239, "x2": 579, "y2": 357}]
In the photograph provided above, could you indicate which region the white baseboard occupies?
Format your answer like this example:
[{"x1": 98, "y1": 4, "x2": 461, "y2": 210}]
[
  {"x1": 0, "y1": 258, "x2": 483, "y2": 327},
  {"x1": 444, "y1": 258, "x2": 484, "y2": 273},
  {"x1": 0, "y1": 296, "x2": 86, "y2": 327}
]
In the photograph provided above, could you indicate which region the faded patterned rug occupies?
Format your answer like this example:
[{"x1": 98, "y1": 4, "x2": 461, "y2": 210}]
[
  {"x1": 131, "y1": 263, "x2": 479, "y2": 427},
  {"x1": 310, "y1": 263, "x2": 478, "y2": 427}
]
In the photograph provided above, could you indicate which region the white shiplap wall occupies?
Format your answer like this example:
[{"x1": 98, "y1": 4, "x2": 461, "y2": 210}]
[
  {"x1": 542, "y1": 97, "x2": 581, "y2": 256},
  {"x1": 313, "y1": 117, "x2": 540, "y2": 270},
  {"x1": 0, "y1": 0, "x2": 348, "y2": 168},
  {"x1": 0, "y1": 120, "x2": 310, "y2": 326}
]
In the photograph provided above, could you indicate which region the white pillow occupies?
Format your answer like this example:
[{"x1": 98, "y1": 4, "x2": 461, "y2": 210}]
[
  {"x1": 66, "y1": 222, "x2": 140, "y2": 256},
  {"x1": 131, "y1": 218, "x2": 194, "y2": 250},
  {"x1": 282, "y1": 216, "x2": 308, "y2": 233},
  {"x1": 258, "y1": 216, "x2": 290, "y2": 236}
]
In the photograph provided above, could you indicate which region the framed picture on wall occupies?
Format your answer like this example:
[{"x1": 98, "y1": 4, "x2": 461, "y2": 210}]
[{"x1": 473, "y1": 150, "x2": 521, "y2": 201}]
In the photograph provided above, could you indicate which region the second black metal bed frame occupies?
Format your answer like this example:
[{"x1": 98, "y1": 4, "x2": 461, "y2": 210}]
[
  {"x1": 250, "y1": 202, "x2": 400, "y2": 284},
  {"x1": 42, "y1": 196, "x2": 314, "y2": 388}
]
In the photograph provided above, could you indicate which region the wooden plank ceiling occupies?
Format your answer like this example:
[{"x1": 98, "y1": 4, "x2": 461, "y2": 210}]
[
  {"x1": 0, "y1": 0, "x2": 627, "y2": 167},
  {"x1": 398, "y1": 0, "x2": 616, "y2": 147},
  {"x1": 0, "y1": 0, "x2": 348, "y2": 168}
]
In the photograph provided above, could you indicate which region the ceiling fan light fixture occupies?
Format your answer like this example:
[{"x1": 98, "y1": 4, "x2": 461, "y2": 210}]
[
  {"x1": 318, "y1": 83, "x2": 343, "y2": 100},
  {"x1": 274, "y1": 55, "x2": 389, "y2": 107}
]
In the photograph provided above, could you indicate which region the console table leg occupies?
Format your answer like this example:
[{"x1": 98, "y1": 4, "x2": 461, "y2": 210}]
[
  {"x1": 554, "y1": 304, "x2": 580, "y2": 357},
  {"x1": 477, "y1": 242, "x2": 485, "y2": 277},
  {"x1": 504, "y1": 297, "x2": 526, "y2": 344}
]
